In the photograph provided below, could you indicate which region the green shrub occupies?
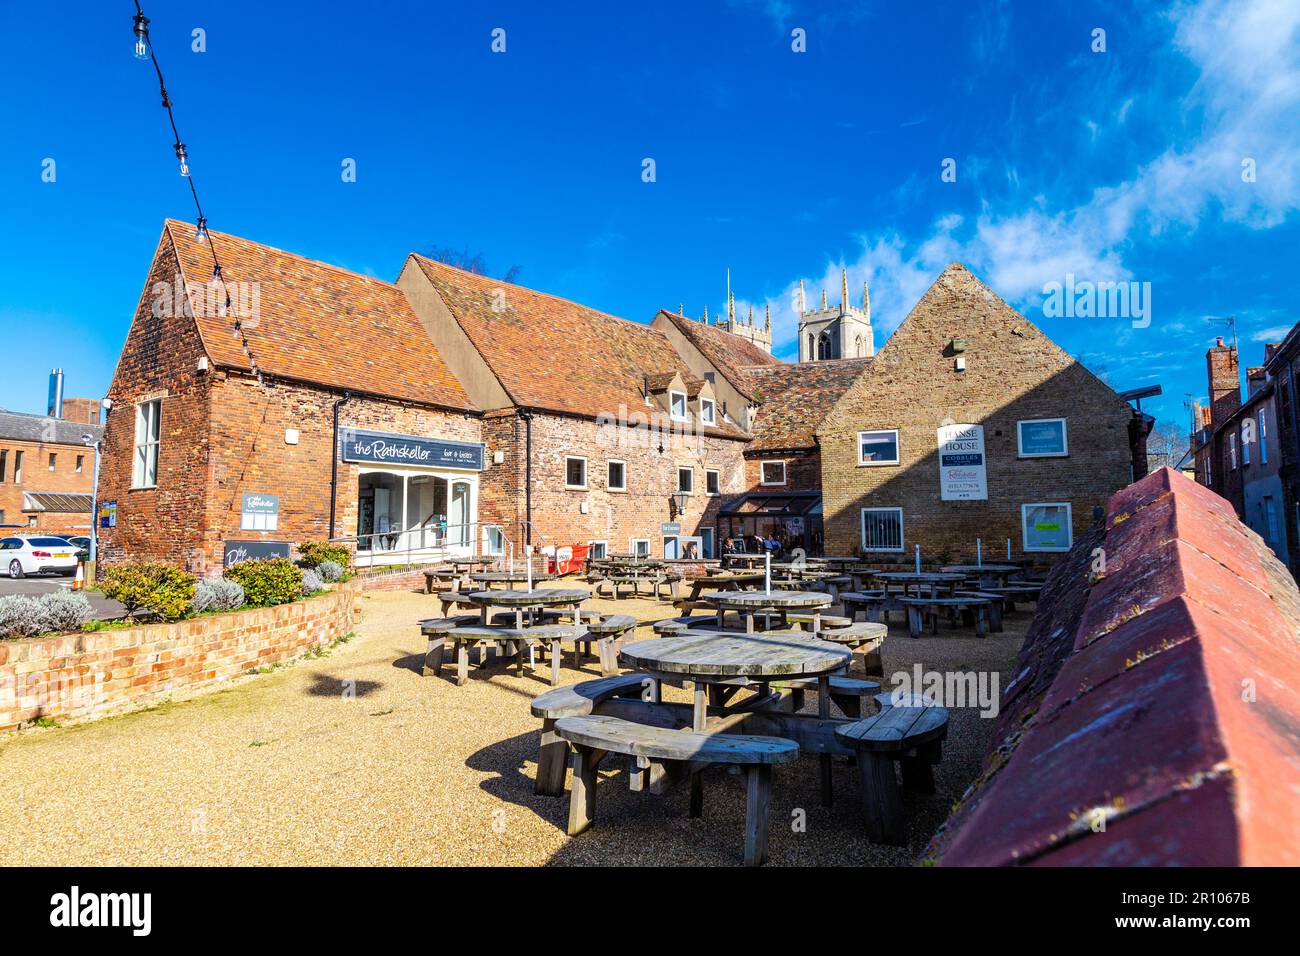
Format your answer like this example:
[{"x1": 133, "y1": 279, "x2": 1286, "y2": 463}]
[
  {"x1": 101, "y1": 563, "x2": 196, "y2": 622},
  {"x1": 297, "y1": 541, "x2": 351, "y2": 570},
  {"x1": 225, "y1": 557, "x2": 304, "y2": 607},
  {"x1": 0, "y1": 595, "x2": 50, "y2": 639}
]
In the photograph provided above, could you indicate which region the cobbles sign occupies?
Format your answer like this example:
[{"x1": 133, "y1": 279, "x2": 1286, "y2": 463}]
[
  {"x1": 937, "y1": 423, "x2": 988, "y2": 501},
  {"x1": 340, "y1": 429, "x2": 485, "y2": 471},
  {"x1": 224, "y1": 539, "x2": 292, "y2": 567}
]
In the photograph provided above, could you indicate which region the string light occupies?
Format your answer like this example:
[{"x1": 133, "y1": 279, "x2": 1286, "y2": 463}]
[{"x1": 131, "y1": 2, "x2": 262, "y2": 384}]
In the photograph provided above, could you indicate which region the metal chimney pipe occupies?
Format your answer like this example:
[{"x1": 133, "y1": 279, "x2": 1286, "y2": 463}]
[{"x1": 47, "y1": 368, "x2": 65, "y2": 419}]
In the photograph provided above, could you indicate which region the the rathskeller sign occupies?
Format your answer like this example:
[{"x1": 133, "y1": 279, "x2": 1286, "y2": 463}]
[{"x1": 339, "y1": 428, "x2": 485, "y2": 471}]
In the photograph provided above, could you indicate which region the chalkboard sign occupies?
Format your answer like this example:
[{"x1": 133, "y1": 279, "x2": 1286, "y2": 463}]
[{"x1": 223, "y1": 539, "x2": 292, "y2": 567}]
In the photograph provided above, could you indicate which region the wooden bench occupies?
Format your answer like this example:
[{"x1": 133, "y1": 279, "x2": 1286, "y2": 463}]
[
  {"x1": 583, "y1": 614, "x2": 639, "y2": 674},
  {"x1": 423, "y1": 568, "x2": 464, "y2": 594},
  {"x1": 554, "y1": 714, "x2": 800, "y2": 866},
  {"x1": 436, "y1": 590, "x2": 477, "y2": 616},
  {"x1": 771, "y1": 676, "x2": 882, "y2": 717},
  {"x1": 653, "y1": 615, "x2": 725, "y2": 636},
  {"x1": 899, "y1": 596, "x2": 992, "y2": 638},
  {"x1": 530, "y1": 674, "x2": 655, "y2": 796},
  {"x1": 419, "y1": 615, "x2": 479, "y2": 675},
  {"x1": 954, "y1": 591, "x2": 1005, "y2": 632},
  {"x1": 428, "y1": 623, "x2": 585, "y2": 686},
  {"x1": 840, "y1": 590, "x2": 892, "y2": 624},
  {"x1": 981, "y1": 584, "x2": 1043, "y2": 611},
  {"x1": 835, "y1": 700, "x2": 949, "y2": 844}
]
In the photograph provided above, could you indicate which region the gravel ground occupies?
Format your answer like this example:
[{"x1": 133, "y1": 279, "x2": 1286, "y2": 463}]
[{"x1": 0, "y1": 587, "x2": 1027, "y2": 866}]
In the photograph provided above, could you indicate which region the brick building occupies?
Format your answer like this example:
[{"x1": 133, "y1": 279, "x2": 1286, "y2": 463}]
[
  {"x1": 818, "y1": 263, "x2": 1146, "y2": 562},
  {"x1": 0, "y1": 388, "x2": 103, "y2": 534},
  {"x1": 98, "y1": 221, "x2": 485, "y2": 576},
  {"x1": 397, "y1": 255, "x2": 751, "y2": 561},
  {"x1": 1192, "y1": 334, "x2": 1294, "y2": 572}
]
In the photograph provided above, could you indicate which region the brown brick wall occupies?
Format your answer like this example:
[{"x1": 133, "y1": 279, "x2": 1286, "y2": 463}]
[
  {"x1": 818, "y1": 265, "x2": 1136, "y2": 563},
  {"x1": 479, "y1": 411, "x2": 748, "y2": 556},
  {"x1": 0, "y1": 438, "x2": 97, "y2": 534},
  {"x1": 0, "y1": 583, "x2": 357, "y2": 733},
  {"x1": 743, "y1": 449, "x2": 821, "y2": 492}
]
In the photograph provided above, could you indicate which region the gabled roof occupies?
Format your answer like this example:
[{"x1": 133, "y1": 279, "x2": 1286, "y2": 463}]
[
  {"x1": 409, "y1": 255, "x2": 747, "y2": 439},
  {"x1": 738, "y1": 358, "x2": 871, "y2": 452},
  {"x1": 161, "y1": 220, "x2": 476, "y2": 411},
  {"x1": 657, "y1": 309, "x2": 782, "y2": 400}
]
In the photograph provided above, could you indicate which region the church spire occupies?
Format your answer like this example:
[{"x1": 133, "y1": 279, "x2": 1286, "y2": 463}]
[
  {"x1": 798, "y1": 279, "x2": 806, "y2": 314},
  {"x1": 728, "y1": 290, "x2": 735, "y2": 324},
  {"x1": 841, "y1": 268, "x2": 849, "y2": 311},
  {"x1": 678, "y1": 303, "x2": 683, "y2": 315},
  {"x1": 862, "y1": 281, "x2": 870, "y2": 322},
  {"x1": 703, "y1": 305, "x2": 709, "y2": 324},
  {"x1": 764, "y1": 303, "x2": 771, "y2": 331},
  {"x1": 748, "y1": 304, "x2": 754, "y2": 327},
  {"x1": 821, "y1": 287, "x2": 827, "y2": 310}
]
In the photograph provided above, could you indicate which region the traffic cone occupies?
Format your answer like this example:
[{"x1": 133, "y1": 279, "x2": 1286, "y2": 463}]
[{"x1": 72, "y1": 562, "x2": 85, "y2": 591}]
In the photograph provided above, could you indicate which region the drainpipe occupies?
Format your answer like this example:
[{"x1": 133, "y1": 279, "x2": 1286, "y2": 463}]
[
  {"x1": 520, "y1": 408, "x2": 534, "y2": 546},
  {"x1": 328, "y1": 390, "x2": 351, "y2": 540}
]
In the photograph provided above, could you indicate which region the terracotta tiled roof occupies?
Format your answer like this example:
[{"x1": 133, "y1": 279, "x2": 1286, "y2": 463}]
[
  {"x1": 931, "y1": 468, "x2": 1300, "y2": 866},
  {"x1": 738, "y1": 359, "x2": 871, "y2": 452},
  {"x1": 410, "y1": 255, "x2": 747, "y2": 439},
  {"x1": 161, "y1": 220, "x2": 476, "y2": 411},
  {"x1": 658, "y1": 310, "x2": 782, "y2": 400}
]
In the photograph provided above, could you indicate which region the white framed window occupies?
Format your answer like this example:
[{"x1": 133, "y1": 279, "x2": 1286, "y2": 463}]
[
  {"x1": 564, "y1": 455, "x2": 588, "y2": 489},
  {"x1": 1228, "y1": 434, "x2": 1238, "y2": 470},
  {"x1": 760, "y1": 460, "x2": 786, "y2": 486},
  {"x1": 607, "y1": 459, "x2": 627, "y2": 491},
  {"x1": 483, "y1": 525, "x2": 505, "y2": 556},
  {"x1": 1242, "y1": 424, "x2": 1251, "y2": 466},
  {"x1": 861, "y1": 507, "x2": 904, "y2": 552},
  {"x1": 670, "y1": 391, "x2": 687, "y2": 420},
  {"x1": 677, "y1": 467, "x2": 693, "y2": 494},
  {"x1": 700, "y1": 398, "x2": 716, "y2": 425},
  {"x1": 588, "y1": 540, "x2": 608, "y2": 560},
  {"x1": 1017, "y1": 418, "x2": 1069, "y2": 458},
  {"x1": 132, "y1": 399, "x2": 161, "y2": 488},
  {"x1": 629, "y1": 538, "x2": 650, "y2": 558},
  {"x1": 1260, "y1": 410, "x2": 1269, "y2": 465},
  {"x1": 858, "y1": 429, "x2": 900, "y2": 465},
  {"x1": 1022, "y1": 502, "x2": 1073, "y2": 552},
  {"x1": 705, "y1": 468, "x2": 720, "y2": 496}
]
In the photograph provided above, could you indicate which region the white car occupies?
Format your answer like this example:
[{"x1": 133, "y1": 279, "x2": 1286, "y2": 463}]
[{"x1": 0, "y1": 536, "x2": 81, "y2": 578}]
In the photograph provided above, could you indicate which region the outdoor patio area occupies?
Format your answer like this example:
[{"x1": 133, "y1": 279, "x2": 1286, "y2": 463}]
[{"x1": 0, "y1": 585, "x2": 1027, "y2": 867}]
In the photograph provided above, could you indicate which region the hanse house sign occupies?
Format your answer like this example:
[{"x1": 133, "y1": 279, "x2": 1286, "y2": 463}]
[
  {"x1": 937, "y1": 423, "x2": 988, "y2": 501},
  {"x1": 339, "y1": 428, "x2": 485, "y2": 471}
]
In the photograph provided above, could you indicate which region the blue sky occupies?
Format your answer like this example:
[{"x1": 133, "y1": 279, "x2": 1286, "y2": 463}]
[{"x1": 2, "y1": 0, "x2": 1297, "y2": 430}]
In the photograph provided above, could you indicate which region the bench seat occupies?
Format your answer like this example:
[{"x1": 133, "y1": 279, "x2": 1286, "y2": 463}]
[
  {"x1": 771, "y1": 675, "x2": 882, "y2": 717},
  {"x1": 899, "y1": 595, "x2": 992, "y2": 638},
  {"x1": 554, "y1": 714, "x2": 798, "y2": 866},
  {"x1": 835, "y1": 702, "x2": 949, "y2": 845},
  {"x1": 436, "y1": 591, "x2": 477, "y2": 615},
  {"x1": 531, "y1": 674, "x2": 656, "y2": 797}
]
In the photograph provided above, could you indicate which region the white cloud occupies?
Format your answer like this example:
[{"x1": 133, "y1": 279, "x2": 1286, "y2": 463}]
[{"x1": 1251, "y1": 324, "x2": 1293, "y2": 341}]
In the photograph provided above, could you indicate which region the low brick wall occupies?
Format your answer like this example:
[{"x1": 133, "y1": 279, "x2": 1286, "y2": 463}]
[
  {"x1": 0, "y1": 581, "x2": 358, "y2": 733},
  {"x1": 354, "y1": 565, "x2": 439, "y2": 592}
]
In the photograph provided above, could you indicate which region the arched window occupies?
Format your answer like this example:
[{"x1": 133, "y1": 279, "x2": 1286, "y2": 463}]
[
  {"x1": 817, "y1": 330, "x2": 832, "y2": 361},
  {"x1": 807, "y1": 333, "x2": 815, "y2": 360},
  {"x1": 855, "y1": 335, "x2": 865, "y2": 357}
]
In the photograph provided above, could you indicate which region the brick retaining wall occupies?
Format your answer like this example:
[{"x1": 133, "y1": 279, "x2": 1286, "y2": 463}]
[{"x1": 0, "y1": 582, "x2": 359, "y2": 733}]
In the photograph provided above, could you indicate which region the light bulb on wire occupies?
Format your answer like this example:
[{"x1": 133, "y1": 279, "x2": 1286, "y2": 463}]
[
  {"x1": 132, "y1": 13, "x2": 150, "y2": 60},
  {"x1": 174, "y1": 142, "x2": 189, "y2": 177},
  {"x1": 194, "y1": 216, "x2": 209, "y2": 243}
]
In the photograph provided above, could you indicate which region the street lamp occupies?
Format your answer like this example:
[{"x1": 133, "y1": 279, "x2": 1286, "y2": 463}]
[
  {"x1": 83, "y1": 433, "x2": 101, "y2": 579},
  {"x1": 670, "y1": 492, "x2": 690, "y2": 518}
]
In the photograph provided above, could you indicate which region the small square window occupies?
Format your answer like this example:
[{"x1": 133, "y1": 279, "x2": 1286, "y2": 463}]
[
  {"x1": 760, "y1": 461, "x2": 786, "y2": 486},
  {"x1": 701, "y1": 398, "x2": 716, "y2": 425},
  {"x1": 677, "y1": 467, "x2": 693, "y2": 494},
  {"x1": 589, "y1": 540, "x2": 608, "y2": 560},
  {"x1": 861, "y1": 508, "x2": 904, "y2": 552},
  {"x1": 607, "y1": 460, "x2": 626, "y2": 491},
  {"x1": 858, "y1": 430, "x2": 900, "y2": 465},
  {"x1": 706, "y1": 469, "x2": 720, "y2": 495},
  {"x1": 630, "y1": 538, "x2": 650, "y2": 558},
  {"x1": 1017, "y1": 418, "x2": 1068, "y2": 458},
  {"x1": 1022, "y1": 502, "x2": 1073, "y2": 552},
  {"x1": 670, "y1": 391, "x2": 687, "y2": 420},
  {"x1": 565, "y1": 456, "x2": 588, "y2": 489}
]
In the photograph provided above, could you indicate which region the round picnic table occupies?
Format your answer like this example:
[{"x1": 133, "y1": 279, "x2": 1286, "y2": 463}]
[
  {"x1": 872, "y1": 571, "x2": 965, "y2": 598},
  {"x1": 448, "y1": 557, "x2": 496, "y2": 568},
  {"x1": 620, "y1": 630, "x2": 852, "y2": 805},
  {"x1": 705, "y1": 590, "x2": 832, "y2": 633},
  {"x1": 469, "y1": 571, "x2": 558, "y2": 590},
  {"x1": 940, "y1": 564, "x2": 1020, "y2": 588},
  {"x1": 467, "y1": 587, "x2": 588, "y2": 627}
]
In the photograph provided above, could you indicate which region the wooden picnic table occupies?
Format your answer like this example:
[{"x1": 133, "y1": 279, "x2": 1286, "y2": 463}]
[
  {"x1": 871, "y1": 571, "x2": 966, "y2": 598},
  {"x1": 678, "y1": 572, "x2": 766, "y2": 611},
  {"x1": 467, "y1": 588, "x2": 588, "y2": 627},
  {"x1": 706, "y1": 590, "x2": 832, "y2": 634},
  {"x1": 940, "y1": 563, "x2": 1020, "y2": 589},
  {"x1": 619, "y1": 630, "x2": 852, "y2": 805},
  {"x1": 469, "y1": 571, "x2": 558, "y2": 590}
]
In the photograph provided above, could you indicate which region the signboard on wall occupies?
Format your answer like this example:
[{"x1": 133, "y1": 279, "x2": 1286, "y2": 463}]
[
  {"x1": 340, "y1": 428, "x2": 485, "y2": 471},
  {"x1": 223, "y1": 539, "x2": 292, "y2": 567},
  {"x1": 240, "y1": 493, "x2": 280, "y2": 531},
  {"x1": 99, "y1": 500, "x2": 117, "y2": 529},
  {"x1": 937, "y1": 424, "x2": 988, "y2": 501},
  {"x1": 660, "y1": 522, "x2": 681, "y2": 535}
]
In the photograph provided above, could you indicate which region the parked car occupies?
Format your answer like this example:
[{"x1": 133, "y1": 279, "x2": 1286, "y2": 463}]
[
  {"x1": 0, "y1": 536, "x2": 81, "y2": 578},
  {"x1": 55, "y1": 535, "x2": 91, "y2": 560}
]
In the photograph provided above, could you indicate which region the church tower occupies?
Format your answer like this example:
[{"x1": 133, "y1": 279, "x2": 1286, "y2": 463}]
[
  {"x1": 797, "y1": 269, "x2": 874, "y2": 362},
  {"x1": 713, "y1": 270, "x2": 773, "y2": 353}
]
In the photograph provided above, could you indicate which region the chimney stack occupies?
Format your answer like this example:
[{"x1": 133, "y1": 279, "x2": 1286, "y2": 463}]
[
  {"x1": 1206, "y1": 338, "x2": 1240, "y2": 428},
  {"x1": 47, "y1": 368, "x2": 64, "y2": 419}
]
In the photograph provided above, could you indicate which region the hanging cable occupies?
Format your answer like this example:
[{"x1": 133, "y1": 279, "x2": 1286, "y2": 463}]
[{"x1": 131, "y1": 2, "x2": 262, "y2": 383}]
